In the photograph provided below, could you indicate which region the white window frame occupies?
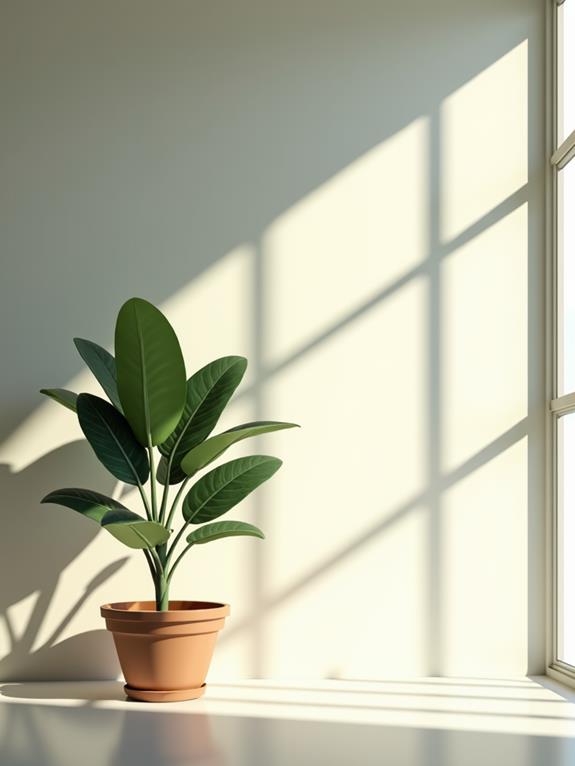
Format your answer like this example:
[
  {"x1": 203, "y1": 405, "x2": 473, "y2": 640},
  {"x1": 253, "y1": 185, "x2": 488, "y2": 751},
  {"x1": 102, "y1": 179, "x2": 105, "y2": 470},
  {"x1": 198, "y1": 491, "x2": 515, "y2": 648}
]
[{"x1": 547, "y1": 0, "x2": 575, "y2": 686}]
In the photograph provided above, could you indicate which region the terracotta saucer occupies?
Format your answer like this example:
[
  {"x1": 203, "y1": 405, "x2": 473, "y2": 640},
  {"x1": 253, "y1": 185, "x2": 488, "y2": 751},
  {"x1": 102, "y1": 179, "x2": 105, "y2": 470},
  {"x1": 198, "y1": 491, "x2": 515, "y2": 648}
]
[{"x1": 124, "y1": 683, "x2": 206, "y2": 702}]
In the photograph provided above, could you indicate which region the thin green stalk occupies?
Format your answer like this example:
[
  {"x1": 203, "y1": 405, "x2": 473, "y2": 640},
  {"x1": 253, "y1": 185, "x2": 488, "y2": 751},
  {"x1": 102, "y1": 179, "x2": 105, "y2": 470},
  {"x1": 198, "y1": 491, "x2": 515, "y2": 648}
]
[
  {"x1": 165, "y1": 514, "x2": 193, "y2": 567},
  {"x1": 164, "y1": 476, "x2": 194, "y2": 567},
  {"x1": 166, "y1": 476, "x2": 191, "y2": 531},
  {"x1": 136, "y1": 481, "x2": 153, "y2": 521},
  {"x1": 147, "y1": 438, "x2": 158, "y2": 521},
  {"x1": 147, "y1": 545, "x2": 164, "y2": 575},
  {"x1": 143, "y1": 549, "x2": 157, "y2": 579},
  {"x1": 158, "y1": 453, "x2": 174, "y2": 526},
  {"x1": 157, "y1": 476, "x2": 191, "y2": 571},
  {"x1": 167, "y1": 543, "x2": 193, "y2": 583}
]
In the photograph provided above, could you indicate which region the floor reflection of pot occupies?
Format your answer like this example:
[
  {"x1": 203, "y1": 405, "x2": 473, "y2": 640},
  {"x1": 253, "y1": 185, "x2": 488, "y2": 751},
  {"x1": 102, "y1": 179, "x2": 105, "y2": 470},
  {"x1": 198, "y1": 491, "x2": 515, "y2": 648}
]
[{"x1": 113, "y1": 709, "x2": 227, "y2": 766}]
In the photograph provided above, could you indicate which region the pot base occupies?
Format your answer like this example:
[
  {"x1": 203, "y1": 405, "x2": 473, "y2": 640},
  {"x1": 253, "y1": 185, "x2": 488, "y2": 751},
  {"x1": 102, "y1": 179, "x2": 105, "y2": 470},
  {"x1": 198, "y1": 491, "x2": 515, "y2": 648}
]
[{"x1": 124, "y1": 683, "x2": 206, "y2": 703}]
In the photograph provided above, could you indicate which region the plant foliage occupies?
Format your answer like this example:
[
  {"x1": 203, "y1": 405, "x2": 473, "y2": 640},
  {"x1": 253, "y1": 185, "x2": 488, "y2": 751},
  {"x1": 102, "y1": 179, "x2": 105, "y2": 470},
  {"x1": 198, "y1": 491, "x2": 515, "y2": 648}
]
[{"x1": 40, "y1": 297, "x2": 298, "y2": 610}]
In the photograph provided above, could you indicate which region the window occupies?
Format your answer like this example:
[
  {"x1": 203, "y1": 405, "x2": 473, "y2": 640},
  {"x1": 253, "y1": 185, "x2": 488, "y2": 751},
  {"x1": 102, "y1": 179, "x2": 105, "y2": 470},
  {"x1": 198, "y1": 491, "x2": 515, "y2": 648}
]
[{"x1": 551, "y1": 0, "x2": 575, "y2": 678}]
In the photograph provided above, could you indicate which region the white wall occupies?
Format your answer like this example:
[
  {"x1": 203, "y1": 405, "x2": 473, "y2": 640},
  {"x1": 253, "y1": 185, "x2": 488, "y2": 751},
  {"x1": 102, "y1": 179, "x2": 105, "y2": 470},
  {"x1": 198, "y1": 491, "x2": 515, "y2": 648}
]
[{"x1": 0, "y1": 0, "x2": 545, "y2": 681}]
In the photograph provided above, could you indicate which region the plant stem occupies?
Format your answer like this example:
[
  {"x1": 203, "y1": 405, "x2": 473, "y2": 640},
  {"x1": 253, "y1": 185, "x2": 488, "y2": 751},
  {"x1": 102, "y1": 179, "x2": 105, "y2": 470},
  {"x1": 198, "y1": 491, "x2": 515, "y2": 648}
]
[
  {"x1": 158, "y1": 573, "x2": 170, "y2": 611},
  {"x1": 165, "y1": 515, "x2": 193, "y2": 567},
  {"x1": 158, "y1": 453, "x2": 174, "y2": 526},
  {"x1": 146, "y1": 448, "x2": 189, "y2": 606},
  {"x1": 136, "y1": 482, "x2": 153, "y2": 521},
  {"x1": 147, "y1": 438, "x2": 158, "y2": 521},
  {"x1": 166, "y1": 476, "x2": 191, "y2": 531},
  {"x1": 147, "y1": 545, "x2": 163, "y2": 575},
  {"x1": 148, "y1": 547, "x2": 169, "y2": 611},
  {"x1": 167, "y1": 543, "x2": 193, "y2": 583},
  {"x1": 143, "y1": 549, "x2": 157, "y2": 580}
]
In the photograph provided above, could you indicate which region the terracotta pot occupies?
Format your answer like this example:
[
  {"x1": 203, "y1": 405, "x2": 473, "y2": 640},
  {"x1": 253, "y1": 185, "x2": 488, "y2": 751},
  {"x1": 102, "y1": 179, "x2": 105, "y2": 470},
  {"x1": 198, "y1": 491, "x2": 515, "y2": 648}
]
[{"x1": 101, "y1": 600, "x2": 229, "y2": 702}]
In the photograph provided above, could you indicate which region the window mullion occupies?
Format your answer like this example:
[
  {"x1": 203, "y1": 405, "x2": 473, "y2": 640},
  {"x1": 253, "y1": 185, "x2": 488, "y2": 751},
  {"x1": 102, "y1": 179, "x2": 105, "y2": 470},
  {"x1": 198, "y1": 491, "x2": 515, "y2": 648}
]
[
  {"x1": 551, "y1": 392, "x2": 575, "y2": 416},
  {"x1": 552, "y1": 129, "x2": 575, "y2": 168}
]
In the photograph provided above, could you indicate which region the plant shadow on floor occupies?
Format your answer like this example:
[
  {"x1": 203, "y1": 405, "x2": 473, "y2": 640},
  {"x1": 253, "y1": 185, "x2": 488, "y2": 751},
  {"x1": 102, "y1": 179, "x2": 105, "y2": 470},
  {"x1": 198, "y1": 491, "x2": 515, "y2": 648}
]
[{"x1": 0, "y1": 440, "x2": 127, "y2": 681}]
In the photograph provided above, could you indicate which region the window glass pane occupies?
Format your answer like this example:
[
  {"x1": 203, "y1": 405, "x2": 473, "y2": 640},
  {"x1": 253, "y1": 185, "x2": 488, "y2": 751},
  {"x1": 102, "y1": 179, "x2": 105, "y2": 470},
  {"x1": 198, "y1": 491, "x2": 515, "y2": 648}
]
[
  {"x1": 558, "y1": 0, "x2": 575, "y2": 144},
  {"x1": 558, "y1": 413, "x2": 575, "y2": 665},
  {"x1": 558, "y1": 159, "x2": 575, "y2": 395}
]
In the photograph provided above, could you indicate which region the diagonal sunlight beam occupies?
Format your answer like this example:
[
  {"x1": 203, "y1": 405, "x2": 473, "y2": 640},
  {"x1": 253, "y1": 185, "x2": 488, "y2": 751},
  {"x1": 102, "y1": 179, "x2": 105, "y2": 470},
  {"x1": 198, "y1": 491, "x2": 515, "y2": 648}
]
[
  {"x1": 244, "y1": 262, "x2": 426, "y2": 388},
  {"x1": 208, "y1": 686, "x2": 563, "y2": 704},
  {"x1": 212, "y1": 678, "x2": 542, "y2": 691},
  {"x1": 219, "y1": 419, "x2": 528, "y2": 646},
  {"x1": 220, "y1": 493, "x2": 423, "y2": 645},
  {"x1": 236, "y1": 181, "x2": 529, "y2": 408},
  {"x1": 443, "y1": 420, "x2": 528, "y2": 492},
  {"x1": 203, "y1": 696, "x2": 575, "y2": 723},
  {"x1": 240, "y1": 96, "x2": 530, "y2": 676},
  {"x1": 442, "y1": 184, "x2": 528, "y2": 258}
]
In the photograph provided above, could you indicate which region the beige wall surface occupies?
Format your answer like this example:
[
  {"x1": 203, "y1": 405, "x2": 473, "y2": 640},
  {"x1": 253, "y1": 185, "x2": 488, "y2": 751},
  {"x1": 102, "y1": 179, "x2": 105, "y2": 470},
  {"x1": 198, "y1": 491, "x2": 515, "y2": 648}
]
[{"x1": 0, "y1": 0, "x2": 545, "y2": 680}]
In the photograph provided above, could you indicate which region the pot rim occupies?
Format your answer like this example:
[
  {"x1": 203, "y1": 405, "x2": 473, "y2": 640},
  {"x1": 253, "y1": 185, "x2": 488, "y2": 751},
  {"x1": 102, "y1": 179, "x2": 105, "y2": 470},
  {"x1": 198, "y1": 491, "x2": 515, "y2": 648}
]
[{"x1": 101, "y1": 600, "x2": 230, "y2": 622}]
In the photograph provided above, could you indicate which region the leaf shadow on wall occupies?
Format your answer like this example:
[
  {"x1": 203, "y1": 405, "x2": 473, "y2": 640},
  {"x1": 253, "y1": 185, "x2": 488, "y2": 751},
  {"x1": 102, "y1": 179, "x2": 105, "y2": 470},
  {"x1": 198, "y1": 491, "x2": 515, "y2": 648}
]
[{"x1": 0, "y1": 440, "x2": 127, "y2": 681}]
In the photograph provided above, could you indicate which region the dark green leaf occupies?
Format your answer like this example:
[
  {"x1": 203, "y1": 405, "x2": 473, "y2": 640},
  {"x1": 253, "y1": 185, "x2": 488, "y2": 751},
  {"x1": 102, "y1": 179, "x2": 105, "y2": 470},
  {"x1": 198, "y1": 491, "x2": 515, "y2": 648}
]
[
  {"x1": 157, "y1": 455, "x2": 186, "y2": 486},
  {"x1": 41, "y1": 489, "x2": 168, "y2": 548},
  {"x1": 180, "y1": 421, "x2": 299, "y2": 477},
  {"x1": 77, "y1": 393, "x2": 149, "y2": 485},
  {"x1": 101, "y1": 509, "x2": 170, "y2": 549},
  {"x1": 186, "y1": 520, "x2": 264, "y2": 545},
  {"x1": 74, "y1": 338, "x2": 123, "y2": 412},
  {"x1": 41, "y1": 488, "x2": 129, "y2": 523},
  {"x1": 158, "y1": 356, "x2": 247, "y2": 484},
  {"x1": 115, "y1": 297, "x2": 186, "y2": 446},
  {"x1": 40, "y1": 388, "x2": 78, "y2": 412},
  {"x1": 183, "y1": 455, "x2": 281, "y2": 524}
]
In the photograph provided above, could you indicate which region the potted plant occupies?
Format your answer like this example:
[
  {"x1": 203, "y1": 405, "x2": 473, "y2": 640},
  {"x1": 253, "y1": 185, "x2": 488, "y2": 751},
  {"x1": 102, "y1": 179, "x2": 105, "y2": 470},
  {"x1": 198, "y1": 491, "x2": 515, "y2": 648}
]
[{"x1": 40, "y1": 297, "x2": 298, "y2": 702}]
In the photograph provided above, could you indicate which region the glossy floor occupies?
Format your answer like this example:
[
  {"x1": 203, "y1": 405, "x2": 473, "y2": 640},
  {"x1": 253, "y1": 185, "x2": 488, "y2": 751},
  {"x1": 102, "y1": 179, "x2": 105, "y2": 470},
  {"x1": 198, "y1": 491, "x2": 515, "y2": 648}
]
[{"x1": 1, "y1": 677, "x2": 575, "y2": 765}]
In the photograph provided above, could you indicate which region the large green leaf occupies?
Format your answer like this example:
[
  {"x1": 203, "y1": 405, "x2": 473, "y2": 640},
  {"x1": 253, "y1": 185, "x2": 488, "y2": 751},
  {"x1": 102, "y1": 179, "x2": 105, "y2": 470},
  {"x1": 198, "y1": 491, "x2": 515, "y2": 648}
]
[
  {"x1": 101, "y1": 509, "x2": 170, "y2": 549},
  {"x1": 183, "y1": 455, "x2": 281, "y2": 524},
  {"x1": 158, "y1": 356, "x2": 247, "y2": 484},
  {"x1": 41, "y1": 488, "x2": 129, "y2": 523},
  {"x1": 77, "y1": 393, "x2": 149, "y2": 485},
  {"x1": 74, "y1": 338, "x2": 123, "y2": 412},
  {"x1": 180, "y1": 421, "x2": 299, "y2": 477},
  {"x1": 115, "y1": 298, "x2": 186, "y2": 446},
  {"x1": 40, "y1": 388, "x2": 78, "y2": 412},
  {"x1": 186, "y1": 520, "x2": 264, "y2": 545}
]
